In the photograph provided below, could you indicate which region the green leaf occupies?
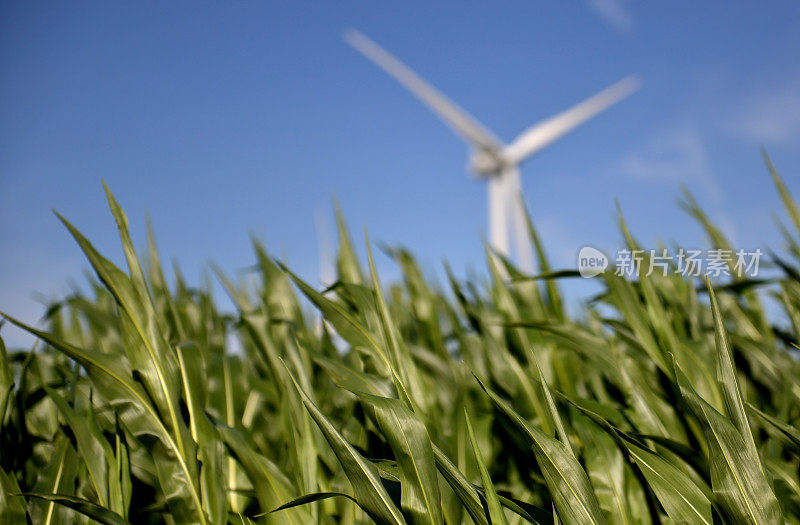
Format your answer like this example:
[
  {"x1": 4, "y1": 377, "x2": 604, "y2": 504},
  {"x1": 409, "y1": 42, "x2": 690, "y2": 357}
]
[
  {"x1": 674, "y1": 359, "x2": 782, "y2": 524},
  {"x1": 0, "y1": 466, "x2": 27, "y2": 523},
  {"x1": 283, "y1": 362, "x2": 406, "y2": 525},
  {"x1": 464, "y1": 409, "x2": 507, "y2": 525},
  {"x1": 268, "y1": 492, "x2": 357, "y2": 514},
  {"x1": 217, "y1": 424, "x2": 311, "y2": 525},
  {"x1": 364, "y1": 236, "x2": 425, "y2": 412},
  {"x1": 746, "y1": 403, "x2": 800, "y2": 456},
  {"x1": 431, "y1": 445, "x2": 489, "y2": 525},
  {"x1": 56, "y1": 211, "x2": 186, "y2": 443},
  {"x1": 625, "y1": 437, "x2": 713, "y2": 525},
  {"x1": 475, "y1": 375, "x2": 607, "y2": 525},
  {"x1": 764, "y1": 148, "x2": 800, "y2": 237},
  {"x1": 573, "y1": 417, "x2": 639, "y2": 525},
  {"x1": 334, "y1": 201, "x2": 365, "y2": 285},
  {"x1": 20, "y1": 493, "x2": 129, "y2": 525},
  {"x1": 707, "y1": 278, "x2": 761, "y2": 466},
  {"x1": 43, "y1": 384, "x2": 113, "y2": 507},
  {"x1": 567, "y1": 395, "x2": 713, "y2": 524},
  {"x1": 29, "y1": 436, "x2": 78, "y2": 525},
  {"x1": 356, "y1": 392, "x2": 443, "y2": 524},
  {"x1": 0, "y1": 312, "x2": 205, "y2": 524},
  {"x1": 314, "y1": 355, "x2": 395, "y2": 398},
  {"x1": 0, "y1": 336, "x2": 12, "y2": 430},
  {"x1": 279, "y1": 264, "x2": 388, "y2": 367}
]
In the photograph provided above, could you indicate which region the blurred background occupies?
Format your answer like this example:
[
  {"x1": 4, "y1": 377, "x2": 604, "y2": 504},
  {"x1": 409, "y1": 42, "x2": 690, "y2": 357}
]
[{"x1": 2, "y1": 1, "x2": 799, "y2": 348}]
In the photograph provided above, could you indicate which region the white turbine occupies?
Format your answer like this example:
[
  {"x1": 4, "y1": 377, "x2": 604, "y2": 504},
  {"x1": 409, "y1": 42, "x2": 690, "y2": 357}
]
[{"x1": 345, "y1": 29, "x2": 639, "y2": 273}]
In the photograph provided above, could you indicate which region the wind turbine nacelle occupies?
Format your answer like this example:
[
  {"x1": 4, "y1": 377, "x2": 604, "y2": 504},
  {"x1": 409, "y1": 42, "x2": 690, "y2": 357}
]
[{"x1": 468, "y1": 149, "x2": 504, "y2": 177}]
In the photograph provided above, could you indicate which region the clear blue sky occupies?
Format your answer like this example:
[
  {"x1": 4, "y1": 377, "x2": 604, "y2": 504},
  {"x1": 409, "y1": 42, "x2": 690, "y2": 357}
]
[{"x1": 2, "y1": 1, "x2": 799, "y2": 347}]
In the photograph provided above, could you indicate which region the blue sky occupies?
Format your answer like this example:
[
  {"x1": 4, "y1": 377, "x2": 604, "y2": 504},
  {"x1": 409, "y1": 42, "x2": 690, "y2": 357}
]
[{"x1": 2, "y1": 1, "x2": 799, "y2": 347}]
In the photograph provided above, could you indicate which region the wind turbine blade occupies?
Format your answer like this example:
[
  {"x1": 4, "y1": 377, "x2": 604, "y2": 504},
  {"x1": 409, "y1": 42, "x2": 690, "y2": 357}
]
[
  {"x1": 488, "y1": 175, "x2": 510, "y2": 257},
  {"x1": 506, "y1": 168, "x2": 534, "y2": 273},
  {"x1": 503, "y1": 75, "x2": 640, "y2": 165},
  {"x1": 344, "y1": 29, "x2": 504, "y2": 152}
]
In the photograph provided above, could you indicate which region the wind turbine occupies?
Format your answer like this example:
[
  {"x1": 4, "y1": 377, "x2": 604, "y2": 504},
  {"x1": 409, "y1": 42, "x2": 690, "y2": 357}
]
[{"x1": 344, "y1": 29, "x2": 639, "y2": 273}]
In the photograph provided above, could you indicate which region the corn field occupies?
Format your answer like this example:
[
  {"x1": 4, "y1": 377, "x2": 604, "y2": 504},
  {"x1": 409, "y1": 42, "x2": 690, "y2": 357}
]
[{"x1": 2, "y1": 152, "x2": 800, "y2": 524}]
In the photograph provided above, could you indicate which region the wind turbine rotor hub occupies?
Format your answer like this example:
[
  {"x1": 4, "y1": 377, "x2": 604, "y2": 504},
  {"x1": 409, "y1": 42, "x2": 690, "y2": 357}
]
[{"x1": 468, "y1": 149, "x2": 506, "y2": 177}]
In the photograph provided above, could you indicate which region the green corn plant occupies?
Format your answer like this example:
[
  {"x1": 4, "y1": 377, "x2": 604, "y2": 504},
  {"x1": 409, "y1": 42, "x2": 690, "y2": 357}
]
[{"x1": 0, "y1": 152, "x2": 799, "y2": 524}]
